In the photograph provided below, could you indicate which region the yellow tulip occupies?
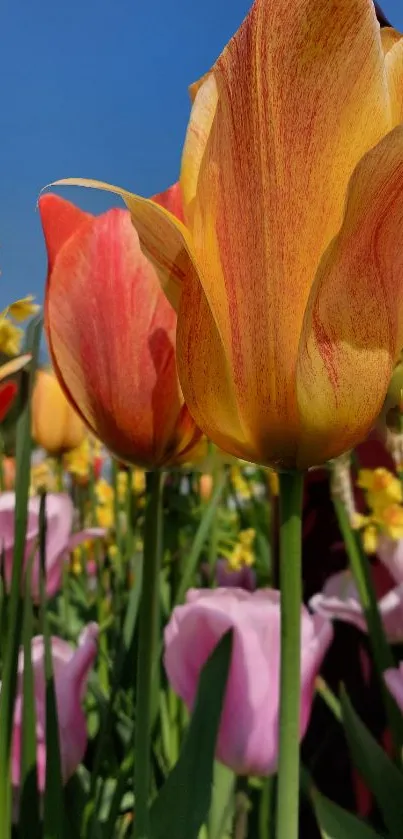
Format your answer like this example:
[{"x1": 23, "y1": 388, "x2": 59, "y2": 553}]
[
  {"x1": 32, "y1": 369, "x2": 85, "y2": 455},
  {"x1": 51, "y1": 1, "x2": 403, "y2": 468}
]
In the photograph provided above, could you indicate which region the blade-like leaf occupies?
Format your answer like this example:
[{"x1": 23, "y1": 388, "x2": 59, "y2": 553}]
[
  {"x1": 341, "y1": 688, "x2": 403, "y2": 838},
  {"x1": 39, "y1": 493, "x2": 65, "y2": 839},
  {"x1": 174, "y1": 473, "x2": 227, "y2": 605},
  {"x1": 19, "y1": 547, "x2": 41, "y2": 837},
  {"x1": 0, "y1": 314, "x2": 42, "y2": 838},
  {"x1": 149, "y1": 629, "x2": 233, "y2": 839},
  {"x1": 312, "y1": 787, "x2": 386, "y2": 839}
]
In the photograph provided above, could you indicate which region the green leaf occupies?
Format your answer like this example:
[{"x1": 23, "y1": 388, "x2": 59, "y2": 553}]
[
  {"x1": 19, "y1": 548, "x2": 41, "y2": 838},
  {"x1": 149, "y1": 629, "x2": 233, "y2": 839},
  {"x1": 0, "y1": 314, "x2": 42, "y2": 838},
  {"x1": 207, "y1": 762, "x2": 235, "y2": 839},
  {"x1": 312, "y1": 787, "x2": 386, "y2": 839},
  {"x1": 84, "y1": 553, "x2": 144, "y2": 839},
  {"x1": 174, "y1": 473, "x2": 227, "y2": 605},
  {"x1": 341, "y1": 688, "x2": 403, "y2": 838},
  {"x1": 39, "y1": 493, "x2": 66, "y2": 839}
]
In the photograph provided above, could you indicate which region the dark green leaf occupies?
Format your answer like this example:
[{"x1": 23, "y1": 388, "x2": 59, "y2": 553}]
[
  {"x1": 19, "y1": 548, "x2": 41, "y2": 837},
  {"x1": 312, "y1": 787, "x2": 386, "y2": 839},
  {"x1": 0, "y1": 314, "x2": 42, "y2": 837},
  {"x1": 39, "y1": 493, "x2": 66, "y2": 839},
  {"x1": 341, "y1": 688, "x2": 403, "y2": 838},
  {"x1": 149, "y1": 629, "x2": 233, "y2": 839}
]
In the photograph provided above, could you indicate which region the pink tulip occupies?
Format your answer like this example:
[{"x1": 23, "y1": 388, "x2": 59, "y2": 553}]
[
  {"x1": 384, "y1": 663, "x2": 403, "y2": 711},
  {"x1": 0, "y1": 492, "x2": 105, "y2": 600},
  {"x1": 164, "y1": 588, "x2": 333, "y2": 775},
  {"x1": 377, "y1": 536, "x2": 403, "y2": 585},
  {"x1": 11, "y1": 623, "x2": 98, "y2": 794},
  {"x1": 309, "y1": 570, "x2": 403, "y2": 643}
]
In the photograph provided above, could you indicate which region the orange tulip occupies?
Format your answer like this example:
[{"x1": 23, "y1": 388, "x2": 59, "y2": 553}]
[
  {"x1": 32, "y1": 369, "x2": 85, "y2": 455},
  {"x1": 39, "y1": 190, "x2": 202, "y2": 468},
  {"x1": 54, "y1": 1, "x2": 403, "y2": 469}
]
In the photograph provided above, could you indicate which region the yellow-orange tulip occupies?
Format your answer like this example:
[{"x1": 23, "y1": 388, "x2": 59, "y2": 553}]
[
  {"x1": 55, "y1": 1, "x2": 403, "y2": 469},
  {"x1": 39, "y1": 191, "x2": 202, "y2": 468},
  {"x1": 32, "y1": 369, "x2": 85, "y2": 455}
]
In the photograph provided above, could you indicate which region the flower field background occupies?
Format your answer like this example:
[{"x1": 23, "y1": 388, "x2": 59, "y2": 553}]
[{"x1": 2, "y1": 1, "x2": 403, "y2": 838}]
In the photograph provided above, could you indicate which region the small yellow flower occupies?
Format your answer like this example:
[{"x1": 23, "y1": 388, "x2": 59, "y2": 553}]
[
  {"x1": 227, "y1": 528, "x2": 256, "y2": 571},
  {"x1": 362, "y1": 524, "x2": 379, "y2": 555},
  {"x1": 357, "y1": 468, "x2": 402, "y2": 507},
  {"x1": 64, "y1": 437, "x2": 91, "y2": 482},
  {"x1": 29, "y1": 460, "x2": 57, "y2": 495},
  {"x1": 0, "y1": 319, "x2": 23, "y2": 356},
  {"x1": 239, "y1": 528, "x2": 255, "y2": 548},
  {"x1": 132, "y1": 469, "x2": 146, "y2": 495},
  {"x1": 7, "y1": 296, "x2": 40, "y2": 322},
  {"x1": 373, "y1": 503, "x2": 403, "y2": 541},
  {"x1": 117, "y1": 470, "x2": 128, "y2": 503},
  {"x1": 96, "y1": 504, "x2": 113, "y2": 530},
  {"x1": 230, "y1": 466, "x2": 252, "y2": 501},
  {"x1": 108, "y1": 544, "x2": 119, "y2": 561},
  {"x1": 71, "y1": 548, "x2": 83, "y2": 576},
  {"x1": 95, "y1": 478, "x2": 114, "y2": 506}
]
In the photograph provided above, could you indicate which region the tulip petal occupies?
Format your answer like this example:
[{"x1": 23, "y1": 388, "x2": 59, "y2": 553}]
[
  {"x1": 0, "y1": 382, "x2": 17, "y2": 422},
  {"x1": 188, "y1": 70, "x2": 211, "y2": 105},
  {"x1": 38, "y1": 193, "x2": 91, "y2": 273},
  {"x1": 43, "y1": 205, "x2": 192, "y2": 467},
  {"x1": 181, "y1": 73, "x2": 219, "y2": 230},
  {"x1": 382, "y1": 28, "x2": 403, "y2": 126},
  {"x1": 176, "y1": 273, "x2": 255, "y2": 460},
  {"x1": 47, "y1": 179, "x2": 198, "y2": 312},
  {"x1": 152, "y1": 182, "x2": 185, "y2": 223},
  {"x1": 297, "y1": 126, "x2": 403, "y2": 467},
  {"x1": 178, "y1": 0, "x2": 393, "y2": 467}
]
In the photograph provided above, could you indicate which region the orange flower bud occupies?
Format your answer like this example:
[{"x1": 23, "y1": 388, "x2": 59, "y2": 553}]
[{"x1": 199, "y1": 473, "x2": 213, "y2": 501}]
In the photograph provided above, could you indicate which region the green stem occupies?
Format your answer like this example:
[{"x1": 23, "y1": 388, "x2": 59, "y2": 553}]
[
  {"x1": 207, "y1": 468, "x2": 220, "y2": 582},
  {"x1": 333, "y1": 496, "x2": 403, "y2": 753},
  {"x1": 133, "y1": 470, "x2": 164, "y2": 839},
  {"x1": 275, "y1": 471, "x2": 304, "y2": 839}
]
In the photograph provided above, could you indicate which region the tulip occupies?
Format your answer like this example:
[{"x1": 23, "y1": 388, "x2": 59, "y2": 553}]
[
  {"x1": 378, "y1": 536, "x2": 403, "y2": 584},
  {"x1": 164, "y1": 588, "x2": 333, "y2": 774},
  {"x1": 0, "y1": 354, "x2": 31, "y2": 424},
  {"x1": 57, "y1": 1, "x2": 403, "y2": 469},
  {"x1": 0, "y1": 492, "x2": 105, "y2": 600},
  {"x1": 10, "y1": 623, "x2": 98, "y2": 795},
  {"x1": 309, "y1": 569, "x2": 403, "y2": 643},
  {"x1": 32, "y1": 369, "x2": 85, "y2": 455},
  {"x1": 39, "y1": 189, "x2": 202, "y2": 468},
  {"x1": 384, "y1": 662, "x2": 403, "y2": 711}
]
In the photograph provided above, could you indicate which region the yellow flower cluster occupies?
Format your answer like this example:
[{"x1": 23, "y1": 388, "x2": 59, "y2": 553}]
[
  {"x1": 227, "y1": 528, "x2": 256, "y2": 571},
  {"x1": 355, "y1": 468, "x2": 403, "y2": 553},
  {"x1": 230, "y1": 466, "x2": 252, "y2": 501},
  {"x1": 116, "y1": 468, "x2": 146, "y2": 503},
  {"x1": 0, "y1": 296, "x2": 39, "y2": 356},
  {"x1": 95, "y1": 478, "x2": 114, "y2": 529},
  {"x1": 29, "y1": 460, "x2": 57, "y2": 495},
  {"x1": 63, "y1": 435, "x2": 103, "y2": 484}
]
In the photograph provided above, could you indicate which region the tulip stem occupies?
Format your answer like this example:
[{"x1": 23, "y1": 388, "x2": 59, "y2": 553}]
[
  {"x1": 134, "y1": 470, "x2": 164, "y2": 839},
  {"x1": 333, "y1": 495, "x2": 403, "y2": 754},
  {"x1": 275, "y1": 471, "x2": 304, "y2": 839}
]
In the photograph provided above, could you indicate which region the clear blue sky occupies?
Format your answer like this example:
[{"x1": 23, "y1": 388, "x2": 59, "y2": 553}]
[{"x1": 1, "y1": 0, "x2": 402, "y2": 314}]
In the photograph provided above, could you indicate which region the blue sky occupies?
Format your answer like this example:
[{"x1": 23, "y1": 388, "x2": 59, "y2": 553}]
[{"x1": 1, "y1": 0, "x2": 402, "y2": 315}]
